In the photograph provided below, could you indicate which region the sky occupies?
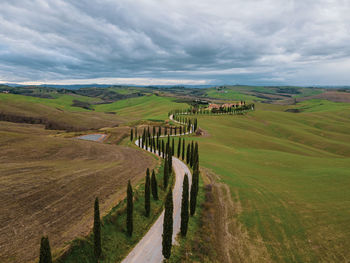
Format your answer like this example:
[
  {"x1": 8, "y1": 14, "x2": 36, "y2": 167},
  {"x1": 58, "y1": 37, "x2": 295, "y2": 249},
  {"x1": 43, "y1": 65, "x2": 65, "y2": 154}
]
[{"x1": 0, "y1": 0, "x2": 350, "y2": 86}]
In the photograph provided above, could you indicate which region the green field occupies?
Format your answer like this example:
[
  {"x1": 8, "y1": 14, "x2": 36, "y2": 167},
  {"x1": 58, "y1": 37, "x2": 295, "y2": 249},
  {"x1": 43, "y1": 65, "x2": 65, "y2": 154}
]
[
  {"x1": 204, "y1": 85, "x2": 325, "y2": 102},
  {"x1": 94, "y1": 95, "x2": 189, "y2": 121},
  {"x1": 0, "y1": 93, "x2": 101, "y2": 112},
  {"x1": 172, "y1": 100, "x2": 350, "y2": 262},
  {"x1": 2, "y1": 86, "x2": 350, "y2": 262}
]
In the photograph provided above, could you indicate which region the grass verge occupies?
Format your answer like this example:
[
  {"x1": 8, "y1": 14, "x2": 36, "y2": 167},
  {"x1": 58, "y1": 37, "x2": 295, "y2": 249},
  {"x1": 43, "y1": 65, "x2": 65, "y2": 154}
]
[{"x1": 55, "y1": 161, "x2": 174, "y2": 263}]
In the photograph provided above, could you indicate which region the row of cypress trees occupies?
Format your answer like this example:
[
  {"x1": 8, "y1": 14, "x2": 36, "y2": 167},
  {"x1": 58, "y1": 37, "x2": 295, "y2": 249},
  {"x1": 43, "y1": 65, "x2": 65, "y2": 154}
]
[
  {"x1": 38, "y1": 167, "x2": 161, "y2": 262},
  {"x1": 130, "y1": 122, "x2": 196, "y2": 143},
  {"x1": 169, "y1": 103, "x2": 255, "y2": 117},
  {"x1": 38, "y1": 117, "x2": 199, "y2": 262}
]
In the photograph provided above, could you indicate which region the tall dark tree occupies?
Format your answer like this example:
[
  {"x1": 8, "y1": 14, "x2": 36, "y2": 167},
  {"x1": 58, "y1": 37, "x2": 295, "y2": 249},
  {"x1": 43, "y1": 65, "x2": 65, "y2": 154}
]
[
  {"x1": 130, "y1": 128, "x2": 133, "y2": 141},
  {"x1": 145, "y1": 168, "x2": 151, "y2": 217},
  {"x1": 135, "y1": 127, "x2": 138, "y2": 139},
  {"x1": 180, "y1": 174, "x2": 189, "y2": 237},
  {"x1": 190, "y1": 168, "x2": 199, "y2": 216},
  {"x1": 168, "y1": 147, "x2": 172, "y2": 173},
  {"x1": 186, "y1": 143, "x2": 191, "y2": 164},
  {"x1": 164, "y1": 158, "x2": 169, "y2": 189},
  {"x1": 127, "y1": 180, "x2": 133, "y2": 236},
  {"x1": 93, "y1": 197, "x2": 102, "y2": 259},
  {"x1": 162, "y1": 189, "x2": 173, "y2": 259},
  {"x1": 177, "y1": 137, "x2": 181, "y2": 158},
  {"x1": 182, "y1": 139, "x2": 185, "y2": 160},
  {"x1": 142, "y1": 128, "x2": 146, "y2": 148},
  {"x1": 39, "y1": 236, "x2": 52, "y2": 263},
  {"x1": 162, "y1": 140, "x2": 165, "y2": 158},
  {"x1": 194, "y1": 142, "x2": 199, "y2": 166},
  {"x1": 172, "y1": 138, "x2": 175, "y2": 156},
  {"x1": 190, "y1": 141, "x2": 194, "y2": 167},
  {"x1": 151, "y1": 169, "x2": 158, "y2": 200}
]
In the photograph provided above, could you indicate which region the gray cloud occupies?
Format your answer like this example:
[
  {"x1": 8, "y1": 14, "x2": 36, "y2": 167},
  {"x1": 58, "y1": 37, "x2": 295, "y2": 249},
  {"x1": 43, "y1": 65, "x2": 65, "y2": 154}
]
[{"x1": 0, "y1": 0, "x2": 350, "y2": 85}]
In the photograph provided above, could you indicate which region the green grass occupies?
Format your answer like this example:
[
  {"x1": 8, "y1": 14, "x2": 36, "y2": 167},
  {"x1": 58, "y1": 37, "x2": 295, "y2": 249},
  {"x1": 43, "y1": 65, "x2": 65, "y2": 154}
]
[
  {"x1": 205, "y1": 86, "x2": 263, "y2": 101},
  {"x1": 0, "y1": 93, "x2": 101, "y2": 112},
  {"x1": 94, "y1": 95, "x2": 189, "y2": 121},
  {"x1": 292, "y1": 99, "x2": 350, "y2": 112},
  {"x1": 56, "y1": 161, "x2": 174, "y2": 263},
  {"x1": 177, "y1": 101, "x2": 350, "y2": 262},
  {"x1": 204, "y1": 85, "x2": 326, "y2": 102},
  {"x1": 169, "y1": 176, "x2": 216, "y2": 262}
]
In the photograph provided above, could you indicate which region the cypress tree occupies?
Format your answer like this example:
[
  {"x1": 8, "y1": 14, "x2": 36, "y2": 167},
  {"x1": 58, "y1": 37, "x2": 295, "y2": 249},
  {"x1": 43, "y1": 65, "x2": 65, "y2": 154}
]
[
  {"x1": 156, "y1": 133, "x2": 159, "y2": 151},
  {"x1": 177, "y1": 137, "x2": 181, "y2": 158},
  {"x1": 127, "y1": 180, "x2": 133, "y2": 236},
  {"x1": 153, "y1": 126, "x2": 156, "y2": 136},
  {"x1": 145, "y1": 168, "x2": 151, "y2": 217},
  {"x1": 190, "y1": 168, "x2": 199, "y2": 216},
  {"x1": 153, "y1": 138, "x2": 156, "y2": 153},
  {"x1": 135, "y1": 127, "x2": 138, "y2": 138},
  {"x1": 164, "y1": 158, "x2": 169, "y2": 189},
  {"x1": 39, "y1": 236, "x2": 52, "y2": 263},
  {"x1": 180, "y1": 126, "x2": 182, "y2": 135},
  {"x1": 151, "y1": 169, "x2": 158, "y2": 200},
  {"x1": 168, "y1": 147, "x2": 172, "y2": 173},
  {"x1": 194, "y1": 142, "x2": 199, "y2": 166},
  {"x1": 142, "y1": 128, "x2": 146, "y2": 148},
  {"x1": 186, "y1": 143, "x2": 191, "y2": 164},
  {"x1": 180, "y1": 174, "x2": 189, "y2": 237},
  {"x1": 130, "y1": 128, "x2": 133, "y2": 141},
  {"x1": 93, "y1": 197, "x2": 102, "y2": 259},
  {"x1": 190, "y1": 141, "x2": 194, "y2": 167},
  {"x1": 162, "y1": 140, "x2": 165, "y2": 158},
  {"x1": 182, "y1": 139, "x2": 185, "y2": 160},
  {"x1": 172, "y1": 138, "x2": 175, "y2": 156},
  {"x1": 162, "y1": 189, "x2": 173, "y2": 259}
]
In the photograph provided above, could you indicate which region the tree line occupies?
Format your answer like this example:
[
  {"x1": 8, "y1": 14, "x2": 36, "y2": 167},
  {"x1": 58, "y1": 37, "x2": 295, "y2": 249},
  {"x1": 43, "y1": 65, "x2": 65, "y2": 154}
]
[
  {"x1": 169, "y1": 103, "x2": 255, "y2": 116},
  {"x1": 39, "y1": 114, "x2": 200, "y2": 262},
  {"x1": 38, "y1": 166, "x2": 162, "y2": 262},
  {"x1": 130, "y1": 118, "x2": 198, "y2": 143}
]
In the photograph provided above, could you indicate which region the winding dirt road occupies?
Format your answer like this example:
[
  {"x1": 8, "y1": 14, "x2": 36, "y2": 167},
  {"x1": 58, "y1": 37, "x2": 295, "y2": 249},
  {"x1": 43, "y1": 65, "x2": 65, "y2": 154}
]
[{"x1": 122, "y1": 115, "x2": 193, "y2": 263}]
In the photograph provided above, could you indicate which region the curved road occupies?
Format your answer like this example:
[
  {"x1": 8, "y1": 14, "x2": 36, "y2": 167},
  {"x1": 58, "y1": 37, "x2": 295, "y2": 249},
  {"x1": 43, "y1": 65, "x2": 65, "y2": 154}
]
[{"x1": 122, "y1": 115, "x2": 193, "y2": 263}]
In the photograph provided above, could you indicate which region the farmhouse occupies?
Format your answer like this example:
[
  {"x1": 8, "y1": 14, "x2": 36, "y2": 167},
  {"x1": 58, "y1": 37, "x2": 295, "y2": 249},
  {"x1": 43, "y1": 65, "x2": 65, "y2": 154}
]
[
  {"x1": 208, "y1": 101, "x2": 246, "y2": 110},
  {"x1": 207, "y1": 103, "x2": 220, "y2": 110}
]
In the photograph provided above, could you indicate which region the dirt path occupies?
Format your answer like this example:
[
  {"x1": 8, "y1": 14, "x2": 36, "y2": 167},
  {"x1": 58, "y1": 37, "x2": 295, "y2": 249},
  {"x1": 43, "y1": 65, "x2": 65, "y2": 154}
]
[
  {"x1": 203, "y1": 168, "x2": 271, "y2": 263},
  {"x1": 122, "y1": 115, "x2": 193, "y2": 263}
]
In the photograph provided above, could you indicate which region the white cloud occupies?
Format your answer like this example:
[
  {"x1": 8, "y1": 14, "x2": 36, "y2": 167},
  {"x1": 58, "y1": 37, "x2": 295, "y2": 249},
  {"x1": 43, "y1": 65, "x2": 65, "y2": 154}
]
[{"x1": 0, "y1": 0, "x2": 349, "y2": 85}]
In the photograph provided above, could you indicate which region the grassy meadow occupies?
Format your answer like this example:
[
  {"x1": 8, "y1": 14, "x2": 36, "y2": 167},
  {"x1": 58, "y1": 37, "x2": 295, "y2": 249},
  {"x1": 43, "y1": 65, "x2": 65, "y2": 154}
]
[
  {"x1": 169, "y1": 100, "x2": 350, "y2": 262},
  {"x1": 2, "y1": 86, "x2": 350, "y2": 262},
  {"x1": 94, "y1": 94, "x2": 189, "y2": 121}
]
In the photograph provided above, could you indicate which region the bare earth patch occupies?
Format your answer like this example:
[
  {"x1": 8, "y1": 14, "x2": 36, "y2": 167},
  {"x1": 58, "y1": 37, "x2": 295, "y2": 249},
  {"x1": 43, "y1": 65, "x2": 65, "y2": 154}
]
[
  {"x1": 0, "y1": 122, "x2": 157, "y2": 263},
  {"x1": 201, "y1": 168, "x2": 271, "y2": 263}
]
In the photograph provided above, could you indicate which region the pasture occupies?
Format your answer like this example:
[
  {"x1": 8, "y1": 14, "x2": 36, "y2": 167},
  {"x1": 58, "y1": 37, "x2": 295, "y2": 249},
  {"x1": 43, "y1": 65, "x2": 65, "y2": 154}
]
[{"x1": 174, "y1": 101, "x2": 350, "y2": 262}]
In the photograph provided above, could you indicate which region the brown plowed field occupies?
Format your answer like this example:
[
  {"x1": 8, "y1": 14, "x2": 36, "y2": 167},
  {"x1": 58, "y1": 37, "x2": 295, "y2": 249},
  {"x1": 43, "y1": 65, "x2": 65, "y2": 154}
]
[{"x1": 0, "y1": 122, "x2": 156, "y2": 263}]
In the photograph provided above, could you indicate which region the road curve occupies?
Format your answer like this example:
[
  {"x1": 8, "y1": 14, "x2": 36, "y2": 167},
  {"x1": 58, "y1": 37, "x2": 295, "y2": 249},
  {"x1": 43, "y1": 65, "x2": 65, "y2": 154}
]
[{"x1": 122, "y1": 115, "x2": 193, "y2": 263}]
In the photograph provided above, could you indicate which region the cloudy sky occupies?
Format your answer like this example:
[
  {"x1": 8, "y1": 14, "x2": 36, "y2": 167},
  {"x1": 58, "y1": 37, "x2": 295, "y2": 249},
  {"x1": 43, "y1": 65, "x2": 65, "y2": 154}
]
[{"x1": 0, "y1": 0, "x2": 350, "y2": 86}]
